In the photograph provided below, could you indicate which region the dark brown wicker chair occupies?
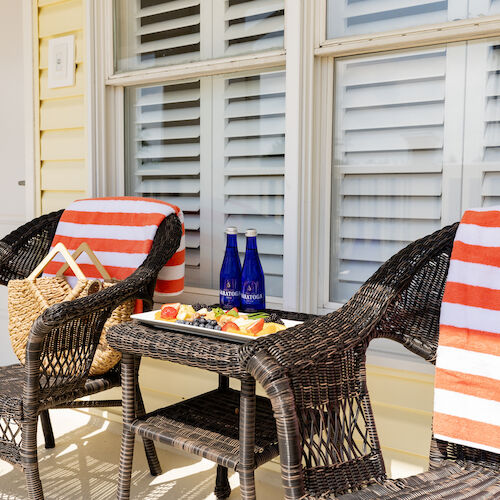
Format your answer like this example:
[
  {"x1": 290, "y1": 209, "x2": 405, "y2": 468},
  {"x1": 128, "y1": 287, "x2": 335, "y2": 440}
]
[
  {"x1": 241, "y1": 223, "x2": 500, "y2": 499},
  {"x1": 0, "y1": 209, "x2": 183, "y2": 499}
]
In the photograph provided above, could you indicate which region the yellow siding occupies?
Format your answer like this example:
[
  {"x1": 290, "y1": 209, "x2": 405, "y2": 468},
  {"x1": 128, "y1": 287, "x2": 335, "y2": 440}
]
[
  {"x1": 41, "y1": 161, "x2": 86, "y2": 190},
  {"x1": 35, "y1": 0, "x2": 87, "y2": 215},
  {"x1": 367, "y1": 364, "x2": 434, "y2": 477}
]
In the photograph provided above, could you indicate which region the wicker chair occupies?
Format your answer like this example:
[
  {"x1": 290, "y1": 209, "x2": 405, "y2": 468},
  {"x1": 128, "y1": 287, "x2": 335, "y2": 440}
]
[
  {"x1": 241, "y1": 223, "x2": 500, "y2": 499},
  {"x1": 0, "y1": 209, "x2": 183, "y2": 499}
]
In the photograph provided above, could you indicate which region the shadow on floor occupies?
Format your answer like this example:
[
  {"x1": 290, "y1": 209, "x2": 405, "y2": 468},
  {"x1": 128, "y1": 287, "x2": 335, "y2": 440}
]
[{"x1": 0, "y1": 411, "x2": 248, "y2": 500}]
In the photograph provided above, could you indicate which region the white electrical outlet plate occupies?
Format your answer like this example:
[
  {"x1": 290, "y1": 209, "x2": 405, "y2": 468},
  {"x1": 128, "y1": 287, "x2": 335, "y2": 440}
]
[{"x1": 48, "y1": 35, "x2": 75, "y2": 89}]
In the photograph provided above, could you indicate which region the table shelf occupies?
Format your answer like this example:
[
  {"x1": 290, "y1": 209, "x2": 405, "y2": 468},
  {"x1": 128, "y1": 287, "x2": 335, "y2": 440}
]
[{"x1": 127, "y1": 388, "x2": 279, "y2": 471}]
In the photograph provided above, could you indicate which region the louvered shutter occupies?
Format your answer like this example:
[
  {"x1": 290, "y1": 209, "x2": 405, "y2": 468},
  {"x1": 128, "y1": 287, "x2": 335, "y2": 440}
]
[
  {"x1": 331, "y1": 47, "x2": 463, "y2": 303},
  {"x1": 125, "y1": 80, "x2": 206, "y2": 286},
  {"x1": 213, "y1": 70, "x2": 286, "y2": 298},
  {"x1": 213, "y1": 0, "x2": 284, "y2": 58},
  {"x1": 326, "y1": 0, "x2": 466, "y2": 39},
  {"x1": 463, "y1": 39, "x2": 500, "y2": 209},
  {"x1": 116, "y1": 0, "x2": 201, "y2": 72}
]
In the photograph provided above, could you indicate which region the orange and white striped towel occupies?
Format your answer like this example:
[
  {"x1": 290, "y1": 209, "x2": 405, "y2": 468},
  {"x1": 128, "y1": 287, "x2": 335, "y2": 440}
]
[
  {"x1": 434, "y1": 208, "x2": 500, "y2": 454},
  {"x1": 43, "y1": 197, "x2": 184, "y2": 298}
]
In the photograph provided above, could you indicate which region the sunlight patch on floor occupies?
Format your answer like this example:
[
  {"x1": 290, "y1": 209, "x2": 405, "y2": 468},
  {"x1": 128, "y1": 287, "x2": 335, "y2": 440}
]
[{"x1": 0, "y1": 409, "x2": 284, "y2": 500}]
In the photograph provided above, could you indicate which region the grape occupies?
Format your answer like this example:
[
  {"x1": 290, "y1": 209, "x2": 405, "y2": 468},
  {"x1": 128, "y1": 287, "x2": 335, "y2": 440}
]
[{"x1": 264, "y1": 313, "x2": 284, "y2": 325}]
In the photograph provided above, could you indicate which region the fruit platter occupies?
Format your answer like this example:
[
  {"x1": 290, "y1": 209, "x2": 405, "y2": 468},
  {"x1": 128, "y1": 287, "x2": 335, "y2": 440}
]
[{"x1": 130, "y1": 303, "x2": 302, "y2": 343}]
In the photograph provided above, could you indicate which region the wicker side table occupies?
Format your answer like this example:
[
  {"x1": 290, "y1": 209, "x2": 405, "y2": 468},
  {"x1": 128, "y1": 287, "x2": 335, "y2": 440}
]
[{"x1": 107, "y1": 313, "x2": 312, "y2": 500}]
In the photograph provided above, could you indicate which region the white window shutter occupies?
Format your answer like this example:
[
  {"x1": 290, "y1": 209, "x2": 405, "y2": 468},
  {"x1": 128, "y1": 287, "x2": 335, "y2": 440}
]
[
  {"x1": 463, "y1": 39, "x2": 500, "y2": 209},
  {"x1": 213, "y1": 0, "x2": 284, "y2": 58},
  {"x1": 134, "y1": 0, "x2": 201, "y2": 69},
  {"x1": 326, "y1": 0, "x2": 466, "y2": 39},
  {"x1": 126, "y1": 80, "x2": 206, "y2": 286},
  {"x1": 213, "y1": 70, "x2": 286, "y2": 298},
  {"x1": 331, "y1": 47, "x2": 464, "y2": 303}
]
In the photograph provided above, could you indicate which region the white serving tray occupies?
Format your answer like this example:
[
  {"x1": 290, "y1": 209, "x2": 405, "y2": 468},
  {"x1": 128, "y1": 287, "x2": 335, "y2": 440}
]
[{"x1": 130, "y1": 310, "x2": 302, "y2": 344}]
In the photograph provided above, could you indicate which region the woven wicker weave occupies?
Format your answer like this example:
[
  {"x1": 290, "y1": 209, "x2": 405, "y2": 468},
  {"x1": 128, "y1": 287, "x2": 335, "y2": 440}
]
[
  {"x1": 240, "y1": 223, "x2": 500, "y2": 499},
  {"x1": 0, "y1": 209, "x2": 183, "y2": 500}
]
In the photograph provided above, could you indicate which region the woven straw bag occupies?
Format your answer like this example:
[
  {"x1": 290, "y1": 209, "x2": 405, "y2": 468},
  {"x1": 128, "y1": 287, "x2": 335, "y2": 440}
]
[{"x1": 7, "y1": 243, "x2": 134, "y2": 376}]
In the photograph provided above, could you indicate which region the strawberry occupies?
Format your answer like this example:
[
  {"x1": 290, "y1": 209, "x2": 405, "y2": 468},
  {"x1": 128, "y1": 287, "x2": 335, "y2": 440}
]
[
  {"x1": 221, "y1": 322, "x2": 240, "y2": 333},
  {"x1": 161, "y1": 303, "x2": 181, "y2": 312},
  {"x1": 160, "y1": 306, "x2": 178, "y2": 320},
  {"x1": 226, "y1": 307, "x2": 239, "y2": 317}
]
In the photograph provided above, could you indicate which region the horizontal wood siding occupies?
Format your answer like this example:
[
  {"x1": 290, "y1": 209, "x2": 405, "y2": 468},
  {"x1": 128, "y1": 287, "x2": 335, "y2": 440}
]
[
  {"x1": 367, "y1": 364, "x2": 434, "y2": 476},
  {"x1": 36, "y1": 0, "x2": 87, "y2": 214}
]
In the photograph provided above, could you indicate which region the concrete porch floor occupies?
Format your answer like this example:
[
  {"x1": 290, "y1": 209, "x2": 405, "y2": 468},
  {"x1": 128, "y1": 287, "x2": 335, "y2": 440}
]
[{"x1": 0, "y1": 409, "x2": 283, "y2": 499}]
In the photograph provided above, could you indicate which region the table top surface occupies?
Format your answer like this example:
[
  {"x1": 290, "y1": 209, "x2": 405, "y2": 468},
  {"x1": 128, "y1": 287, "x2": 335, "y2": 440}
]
[
  {"x1": 107, "y1": 309, "x2": 315, "y2": 378},
  {"x1": 107, "y1": 320, "x2": 249, "y2": 378}
]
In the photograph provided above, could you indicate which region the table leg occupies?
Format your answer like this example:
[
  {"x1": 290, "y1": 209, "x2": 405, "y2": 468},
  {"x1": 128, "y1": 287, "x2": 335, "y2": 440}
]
[
  {"x1": 239, "y1": 378, "x2": 256, "y2": 500},
  {"x1": 219, "y1": 374, "x2": 229, "y2": 390},
  {"x1": 213, "y1": 374, "x2": 232, "y2": 499},
  {"x1": 134, "y1": 357, "x2": 162, "y2": 476},
  {"x1": 117, "y1": 353, "x2": 137, "y2": 500}
]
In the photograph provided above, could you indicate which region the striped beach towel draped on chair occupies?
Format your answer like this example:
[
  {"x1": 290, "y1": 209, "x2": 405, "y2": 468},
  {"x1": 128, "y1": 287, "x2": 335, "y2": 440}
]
[
  {"x1": 434, "y1": 208, "x2": 500, "y2": 454},
  {"x1": 43, "y1": 197, "x2": 185, "y2": 297}
]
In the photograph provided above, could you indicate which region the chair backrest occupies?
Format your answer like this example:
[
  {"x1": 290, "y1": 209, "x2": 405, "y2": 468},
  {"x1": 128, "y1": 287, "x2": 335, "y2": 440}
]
[{"x1": 14, "y1": 213, "x2": 183, "y2": 410}]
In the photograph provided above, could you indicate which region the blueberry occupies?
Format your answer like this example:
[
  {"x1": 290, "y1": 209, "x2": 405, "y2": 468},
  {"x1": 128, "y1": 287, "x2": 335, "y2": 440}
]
[{"x1": 215, "y1": 325, "x2": 222, "y2": 331}]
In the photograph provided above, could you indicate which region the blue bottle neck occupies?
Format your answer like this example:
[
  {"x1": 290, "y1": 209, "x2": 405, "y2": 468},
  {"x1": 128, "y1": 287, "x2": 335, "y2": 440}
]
[
  {"x1": 245, "y1": 236, "x2": 258, "y2": 252},
  {"x1": 226, "y1": 233, "x2": 238, "y2": 249}
]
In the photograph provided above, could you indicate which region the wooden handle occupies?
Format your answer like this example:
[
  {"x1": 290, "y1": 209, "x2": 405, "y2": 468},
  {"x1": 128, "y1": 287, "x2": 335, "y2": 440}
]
[
  {"x1": 56, "y1": 242, "x2": 111, "y2": 281},
  {"x1": 28, "y1": 242, "x2": 86, "y2": 281}
]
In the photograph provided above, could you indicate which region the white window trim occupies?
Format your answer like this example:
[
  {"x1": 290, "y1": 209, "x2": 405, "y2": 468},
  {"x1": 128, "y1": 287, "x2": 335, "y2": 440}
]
[
  {"x1": 316, "y1": 0, "x2": 500, "y2": 57},
  {"x1": 312, "y1": 1, "x2": 500, "y2": 316},
  {"x1": 24, "y1": 0, "x2": 36, "y2": 220}
]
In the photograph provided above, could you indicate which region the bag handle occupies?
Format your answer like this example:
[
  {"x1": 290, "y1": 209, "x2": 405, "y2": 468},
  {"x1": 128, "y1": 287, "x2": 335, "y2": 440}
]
[
  {"x1": 28, "y1": 242, "x2": 86, "y2": 281},
  {"x1": 56, "y1": 242, "x2": 111, "y2": 281}
]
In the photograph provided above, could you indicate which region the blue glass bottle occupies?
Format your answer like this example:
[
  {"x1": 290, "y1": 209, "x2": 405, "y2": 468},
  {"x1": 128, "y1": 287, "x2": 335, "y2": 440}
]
[
  {"x1": 219, "y1": 227, "x2": 242, "y2": 309},
  {"x1": 240, "y1": 229, "x2": 265, "y2": 312}
]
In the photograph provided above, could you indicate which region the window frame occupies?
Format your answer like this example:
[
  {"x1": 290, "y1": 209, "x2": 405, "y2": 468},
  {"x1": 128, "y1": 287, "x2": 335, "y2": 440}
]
[
  {"x1": 86, "y1": 0, "x2": 294, "y2": 310},
  {"x1": 313, "y1": 0, "x2": 500, "y2": 314},
  {"x1": 317, "y1": 0, "x2": 500, "y2": 57}
]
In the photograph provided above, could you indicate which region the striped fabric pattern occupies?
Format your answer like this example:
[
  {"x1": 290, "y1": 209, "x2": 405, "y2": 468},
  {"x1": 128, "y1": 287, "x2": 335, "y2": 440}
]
[
  {"x1": 434, "y1": 208, "x2": 500, "y2": 454},
  {"x1": 43, "y1": 197, "x2": 185, "y2": 297}
]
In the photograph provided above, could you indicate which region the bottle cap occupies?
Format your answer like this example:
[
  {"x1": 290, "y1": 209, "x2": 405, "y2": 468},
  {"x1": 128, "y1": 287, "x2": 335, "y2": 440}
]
[
  {"x1": 245, "y1": 228, "x2": 257, "y2": 237},
  {"x1": 226, "y1": 227, "x2": 238, "y2": 235}
]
